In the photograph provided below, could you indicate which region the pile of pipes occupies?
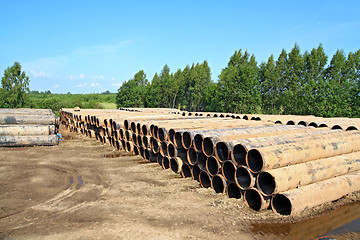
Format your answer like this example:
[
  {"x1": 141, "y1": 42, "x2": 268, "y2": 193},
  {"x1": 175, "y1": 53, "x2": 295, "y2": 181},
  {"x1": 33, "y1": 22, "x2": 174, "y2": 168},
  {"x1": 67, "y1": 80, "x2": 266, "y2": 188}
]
[
  {"x1": 59, "y1": 108, "x2": 360, "y2": 216},
  {"x1": 0, "y1": 108, "x2": 59, "y2": 147}
]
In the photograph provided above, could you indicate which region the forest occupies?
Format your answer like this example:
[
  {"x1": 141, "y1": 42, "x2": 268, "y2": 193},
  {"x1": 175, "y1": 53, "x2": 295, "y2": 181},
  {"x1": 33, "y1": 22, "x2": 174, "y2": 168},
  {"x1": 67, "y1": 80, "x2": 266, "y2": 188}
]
[{"x1": 116, "y1": 44, "x2": 360, "y2": 117}]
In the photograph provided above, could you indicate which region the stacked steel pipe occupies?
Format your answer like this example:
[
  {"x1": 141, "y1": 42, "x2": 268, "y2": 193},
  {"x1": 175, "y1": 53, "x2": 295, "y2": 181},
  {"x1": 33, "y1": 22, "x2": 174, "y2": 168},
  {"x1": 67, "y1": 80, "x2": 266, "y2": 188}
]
[
  {"x1": 0, "y1": 108, "x2": 59, "y2": 147},
  {"x1": 59, "y1": 108, "x2": 360, "y2": 216}
]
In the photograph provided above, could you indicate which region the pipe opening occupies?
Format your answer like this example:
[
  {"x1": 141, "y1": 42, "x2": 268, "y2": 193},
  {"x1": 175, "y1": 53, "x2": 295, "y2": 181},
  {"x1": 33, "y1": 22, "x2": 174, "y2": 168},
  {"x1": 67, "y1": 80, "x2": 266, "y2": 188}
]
[
  {"x1": 211, "y1": 175, "x2": 226, "y2": 193},
  {"x1": 251, "y1": 117, "x2": 256, "y2": 120},
  {"x1": 119, "y1": 129, "x2": 124, "y2": 140},
  {"x1": 243, "y1": 116, "x2": 249, "y2": 120},
  {"x1": 195, "y1": 113, "x2": 198, "y2": 116},
  {"x1": 168, "y1": 129, "x2": 176, "y2": 143},
  {"x1": 181, "y1": 164, "x2": 192, "y2": 178},
  {"x1": 309, "y1": 122, "x2": 318, "y2": 127},
  {"x1": 286, "y1": 120, "x2": 295, "y2": 125},
  {"x1": 257, "y1": 172, "x2": 276, "y2": 196},
  {"x1": 132, "y1": 133, "x2": 137, "y2": 146},
  {"x1": 346, "y1": 126, "x2": 358, "y2": 131},
  {"x1": 153, "y1": 126, "x2": 159, "y2": 139},
  {"x1": 142, "y1": 125, "x2": 148, "y2": 136},
  {"x1": 206, "y1": 156, "x2": 220, "y2": 176},
  {"x1": 121, "y1": 140, "x2": 125, "y2": 149},
  {"x1": 331, "y1": 125, "x2": 343, "y2": 130},
  {"x1": 137, "y1": 135, "x2": 143, "y2": 147},
  {"x1": 150, "y1": 125, "x2": 154, "y2": 136},
  {"x1": 222, "y1": 160, "x2": 236, "y2": 182},
  {"x1": 158, "y1": 128, "x2": 167, "y2": 142},
  {"x1": 182, "y1": 132, "x2": 192, "y2": 149},
  {"x1": 182, "y1": 112, "x2": 186, "y2": 116},
  {"x1": 170, "y1": 158, "x2": 179, "y2": 173},
  {"x1": 144, "y1": 148, "x2": 150, "y2": 160},
  {"x1": 157, "y1": 155, "x2": 163, "y2": 166},
  {"x1": 130, "y1": 122, "x2": 136, "y2": 132},
  {"x1": 232, "y1": 144, "x2": 247, "y2": 166},
  {"x1": 298, "y1": 121, "x2": 307, "y2": 126},
  {"x1": 167, "y1": 143, "x2": 176, "y2": 158},
  {"x1": 139, "y1": 146, "x2": 144, "y2": 158},
  {"x1": 187, "y1": 147, "x2": 198, "y2": 165},
  {"x1": 115, "y1": 140, "x2": 120, "y2": 150},
  {"x1": 194, "y1": 134, "x2": 203, "y2": 152},
  {"x1": 207, "y1": 114, "x2": 211, "y2": 117},
  {"x1": 275, "y1": 120, "x2": 282, "y2": 124},
  {"x1": 197, "y1": 152, "x2": 207, "y2": 170},
  {"x1": 271, "y1": 194, "x2": 292, "y2": 215},
  {"x1": 162, "y1": 157, "x2": 170, "y2": 169},
  {"x1": 246, "y1": 149, "x2": 263, "y2": 173},
  {"x1": 152, "y1": 139, "x2": 159, "y2": 153},
  {"x1": 214, "y1": 114, "x2": 218, "y2": 117},
  {"x1": 143, "y1": 136, "x2": 149, "y2": 148},
  {"x1": 125, "y1": 130, "x2": 130, "y2": 141},
  {"x1": 174, "y1": 132, "x2": 183, "y2": 148},
  {"x1": 199, "y1": 114, "x2": 203, "y2": 116},
  {"x1": 160, "y1": 141, "x2": 168, "y2": 156},
  {"x1": 255, "y1": 117, "x2": 261, "y2": 121},
  {"x1": 203, "y1": 137, "x2": 214, "y2": 156},
  {"x1": 188, "y1": 113, "x2": 192, "y2": 116},
  {"x1": 235, "y1": 166, "x2": 253, "y2": 190},
  {"x1": 226, "y1": 182, "x2": 242, "y2": 199},
  {"x1": 136, "y1": 123, "x2": 141, "y2": 134},
  {"x1": 133, "y1": 146, "x2": 139, "y2": 155},
  {"x1": 244, "y1": 189, "x2": 262, "y2": 211},
  {"x1": 319, "y1": 123, "x2": 328, "y2": 128},
  {"x1": 125, "y1": 142, "x2": 131, "y2": 152},
  {"x1": 199, "y1": 171, "x2": 211, "y2": 188},
  {"x1": 191, "y1": 165, "x2": 200, "y2": 181},
  {"x1": 236, "y1": 116, "x2": 241, "y2": 119},
  {"x1": 215, "y1": 142, "x2": 229, "y2": 162},
  {"x1": 220, "y1": 114, "x2": 224, "y2": 118}
]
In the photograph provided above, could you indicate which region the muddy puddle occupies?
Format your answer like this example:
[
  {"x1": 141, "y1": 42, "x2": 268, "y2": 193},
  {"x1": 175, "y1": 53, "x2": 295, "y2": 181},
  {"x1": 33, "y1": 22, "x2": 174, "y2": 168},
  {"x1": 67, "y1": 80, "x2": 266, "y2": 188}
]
[{"x1": 251, "y1": 201, "x2": 360, "y2": 239}]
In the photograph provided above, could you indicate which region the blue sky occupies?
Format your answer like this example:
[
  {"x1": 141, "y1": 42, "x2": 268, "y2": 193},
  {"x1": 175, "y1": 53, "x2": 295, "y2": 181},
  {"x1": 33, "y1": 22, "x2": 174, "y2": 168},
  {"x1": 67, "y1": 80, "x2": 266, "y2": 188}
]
[{"x1": 1, "y1": 1, "x2": 359, "y2": 94}]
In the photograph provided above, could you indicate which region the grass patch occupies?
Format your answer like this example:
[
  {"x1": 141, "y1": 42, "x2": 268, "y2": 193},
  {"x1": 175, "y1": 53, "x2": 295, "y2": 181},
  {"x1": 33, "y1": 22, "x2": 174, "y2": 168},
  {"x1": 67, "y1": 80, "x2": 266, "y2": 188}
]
[{"x1": 99, "y1": 102, "x2": 117, "y2": 109}]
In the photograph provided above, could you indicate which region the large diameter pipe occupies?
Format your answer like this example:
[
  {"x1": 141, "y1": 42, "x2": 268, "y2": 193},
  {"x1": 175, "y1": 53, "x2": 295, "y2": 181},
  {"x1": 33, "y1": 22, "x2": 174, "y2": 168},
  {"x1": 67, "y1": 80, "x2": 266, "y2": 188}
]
[
  {"x1": 170, "y1": 157, "x2": 183, "y2": 174},
  {"x1": 235, "y1": 166, "x2": 256, "y2": 190},
  {"x1": 244, "y1": 188, "x2": 270, "y2": 211},
  {"x1": 211, "y1": 174, "x2": 227, "y2": 194},
  {"x1": 0, "y1": 135, "x2": 59, "y2": 147},
  {"x1": 226, "y1": 182, "x2": 243, "y2": 199},
  {"x1": 271, "y1": 171, "x2": 360, "y2": 215},
  {"x1": 230, "y1": 129, "x2": 360, "y2": 166},
  {"x1": 257, "y1": 151, "x2": 360, "y2": 196},
  {"x1": 206, "y1": 156, "x2": 221, "y2": 176},
  {"x1": 181, "y1": 163, "x2": 192, "y2": 178},
  {"x1": 246, "y1": 131, "x2": 360, "y2": 173},
  {"x1": 0, "y1": 108, "x2": 53, "y2": 115},
  {"x1": 0, "y1": 125, "x2": 56, "y2": 135},
  {"x1": 221, "y1": 160, "x2": 237, "y2": 182},
  {"x1": 0, "y1": 114, "x2": 56, "y2": 125},
  {"x1": 199, "y1": 171, "x2": 212, "y2": 188}
]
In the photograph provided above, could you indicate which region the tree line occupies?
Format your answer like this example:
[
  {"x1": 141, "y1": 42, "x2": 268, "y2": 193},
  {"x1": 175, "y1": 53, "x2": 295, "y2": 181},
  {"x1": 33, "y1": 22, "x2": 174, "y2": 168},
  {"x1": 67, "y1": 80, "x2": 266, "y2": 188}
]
[{"x1": 116, "y1": 44, "x2": 360, "y2": 117}]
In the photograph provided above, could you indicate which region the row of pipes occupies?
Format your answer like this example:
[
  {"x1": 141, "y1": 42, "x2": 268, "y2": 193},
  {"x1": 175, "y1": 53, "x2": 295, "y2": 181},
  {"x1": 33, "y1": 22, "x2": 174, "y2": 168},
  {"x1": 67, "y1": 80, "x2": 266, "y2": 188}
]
[
  {"x1": 0, "y1": 108, "x2": 59, "y2": 147},
  {"x1": 59, "y1": 107, "x2": 360, "y2": 216}
]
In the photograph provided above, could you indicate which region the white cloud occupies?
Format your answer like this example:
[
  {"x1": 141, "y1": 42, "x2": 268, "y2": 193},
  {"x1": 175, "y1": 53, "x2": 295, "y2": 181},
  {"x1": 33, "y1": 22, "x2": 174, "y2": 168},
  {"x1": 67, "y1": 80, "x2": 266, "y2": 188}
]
[
  {"x1": 88, "y1": 75, "x2": 104, "y2": 80},
  {"x1": 111, "y1": 83, "x2": 122, "y2": 87},
  {"x1": 30, "y1": 70, "x2": 52, "y2": 78},
  {"x1": 54, "y1": 84, "x2": 59, "y2": 88},
  {"x1": 69, "y1": 73, "x2": 85, "y2": 80},
  {"x1": 89, "y1": 82, "x2": 100, "y2": 87},
  {"x1": 77, "y1": 83, "x2": 88, "y2": 87}
]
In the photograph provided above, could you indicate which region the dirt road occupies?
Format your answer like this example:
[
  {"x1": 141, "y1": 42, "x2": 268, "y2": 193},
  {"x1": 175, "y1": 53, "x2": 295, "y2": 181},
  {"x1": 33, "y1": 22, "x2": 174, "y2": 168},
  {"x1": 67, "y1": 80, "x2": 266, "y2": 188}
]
[{"x1": 0, "y1": 127, "x2": 359, "y2": 240}]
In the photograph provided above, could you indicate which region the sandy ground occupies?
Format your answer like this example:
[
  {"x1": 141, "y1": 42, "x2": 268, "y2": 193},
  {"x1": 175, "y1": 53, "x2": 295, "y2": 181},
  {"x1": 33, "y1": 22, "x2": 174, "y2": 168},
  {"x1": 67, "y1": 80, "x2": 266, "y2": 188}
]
[{"x1": 0, "y1": 127, "x2": 359, "y2": 240}]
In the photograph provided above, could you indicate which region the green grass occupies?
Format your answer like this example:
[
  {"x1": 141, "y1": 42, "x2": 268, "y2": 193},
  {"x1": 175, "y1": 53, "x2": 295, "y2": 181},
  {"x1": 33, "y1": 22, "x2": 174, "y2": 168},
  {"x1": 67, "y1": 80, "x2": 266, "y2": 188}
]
[{"x1": 99, "y1": 102, "x2": 117, "y2": 109}]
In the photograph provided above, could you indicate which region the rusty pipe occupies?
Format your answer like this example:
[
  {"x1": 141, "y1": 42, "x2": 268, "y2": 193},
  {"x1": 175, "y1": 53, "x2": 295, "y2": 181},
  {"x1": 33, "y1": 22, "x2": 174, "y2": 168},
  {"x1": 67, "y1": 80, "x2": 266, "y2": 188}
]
[
  {"x1": 197, "y1": 151, "x2": 207, "y2": 170},
  {"x1": 246, "y1": 131, "x2": 360, "y2": 173},
  {"x1": 244, "y1": 188, "x2": 270, "y2": 211},
  {"x1": 170, "y1": 157, "x2": 183, "y2": 174},
  {"x1": 226, "y1": 182, "x2": 243, "y2": 199},
  {"x1": 211, "y1": 174, "x2": 227, "y2": 194},
  {"x1": 206, "y1": 156, "x2": 221, "y2": 176},
  {"x1": 0, "y1": 114, "x2": 56, "y2": 125},
  {"x1": 271, "y1": 171, "x2": 360, "y2": 215},
  {"x1": 162, "y1": 156, "x2": 170, "y2": 169},
  {"x1": 0, "y1": 135, "x2": 59, "y2": 147},
  {"x1": 0, "y1": 125, "x2": 56, "y2": 135},
  {"x1": 199, "y1": 171, "x2": 212, "y2": 188},
  {"x1": 181, "y1": 163, "x2": 192, "y2": 178},
  {"x1": 235, "y1": 166, "x2": 256, "y2": 190},
  {"x1": 222, "y1": 160, "x2": 236, "y2": 182},
  {"x1": 191, "y1": 165, "x2": 201, "y2": 182},
  {"x1": 256, "y1": 151, "x2": 360, "y2": 196}
]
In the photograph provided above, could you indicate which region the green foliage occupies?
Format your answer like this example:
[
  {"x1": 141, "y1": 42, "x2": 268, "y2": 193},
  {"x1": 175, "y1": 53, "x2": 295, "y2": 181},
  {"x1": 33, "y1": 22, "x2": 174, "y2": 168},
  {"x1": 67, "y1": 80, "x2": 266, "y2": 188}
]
[
  {"x1": 116, "y1": 70, "x2": 148, "y2": 108},
  {"x1": 1, "y1": 62, "x2": 30, "y2": 108},
  {"x1": 26, "y1": 91, "x2": 117, "y2": 114}
]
